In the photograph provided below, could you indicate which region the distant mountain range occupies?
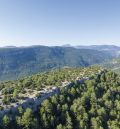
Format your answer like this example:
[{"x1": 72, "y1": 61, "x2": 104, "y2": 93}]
[
  {"x1": 64, "y1": 44, "x2": 120, "y2": 57},
  {"x1": 0, "y1": 45, "x2": 115, "y2": 80}
]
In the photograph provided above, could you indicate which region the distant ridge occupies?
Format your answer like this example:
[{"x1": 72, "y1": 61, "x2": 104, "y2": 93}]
[
  {"x1": 2, "y1": 46, "x2": 17, "y2": 48},
  {"x1": 62, "y1": 44, "x2": 72, "y2": 47},
  {"x1": 0, "y1": 45, "x2": 113, "y2": 80}
]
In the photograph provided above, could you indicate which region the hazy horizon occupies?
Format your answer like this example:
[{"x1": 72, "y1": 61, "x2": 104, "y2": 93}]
[{"x1": 1, "y1": 43, "x2": 120, "y2": 48}]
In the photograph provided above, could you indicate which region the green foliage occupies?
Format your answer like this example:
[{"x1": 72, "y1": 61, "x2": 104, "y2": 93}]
[
  {"x1": 16, "y1": 108, "x2": 34, "y2": 129},
  {"x1": 0, "y1": 66, "x2": 100, "y2": 97},
  {"x1": 2, "y1": 115, "x2": 10, "y2": 128},
  {"x1": 0, "y1": 69, "x2": 120, "y2": 129},
  {"x1": 13, "y1": 89, "x2": 18, "y2": 99}
]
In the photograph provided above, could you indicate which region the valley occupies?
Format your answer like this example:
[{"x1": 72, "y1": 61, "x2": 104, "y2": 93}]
[{"x1": 0, "y1": 45, "x2": 113, "y2": 80}]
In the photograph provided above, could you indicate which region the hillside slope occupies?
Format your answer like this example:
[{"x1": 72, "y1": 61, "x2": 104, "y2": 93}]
[
  {"x1": 102, "y1": 58, "x2": 120, "y2": 74},
  {"x1": 0, "y1": 68, "x2": 120, "y2": 129},
  {"x1": 0, "y1": 46, "x2": 112, "y2": 80},
  {"x1": 0, "y1": 66, "x2": 100, "y2": 112}
]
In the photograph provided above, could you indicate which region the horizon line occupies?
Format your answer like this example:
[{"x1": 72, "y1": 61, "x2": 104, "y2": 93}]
[{"x1": 0, "y1": 44, "x2": 120, "y2": 48}]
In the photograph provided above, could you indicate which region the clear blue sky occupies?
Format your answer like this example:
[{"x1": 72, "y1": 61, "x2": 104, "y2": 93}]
[{"x1": 0, "y1": 0, "x2": 120, "y2": 47}]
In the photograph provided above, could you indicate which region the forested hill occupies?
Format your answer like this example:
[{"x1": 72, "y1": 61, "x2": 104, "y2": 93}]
[
  {"x1": 0, "y1": 68, "x2": 120, "y2": 128},
  {"x1": 102, "y1": 58, "x2": 120, "y2": 74},
  {"x1": 0, "y1": 46, "x2": 112, "y2": 80}
]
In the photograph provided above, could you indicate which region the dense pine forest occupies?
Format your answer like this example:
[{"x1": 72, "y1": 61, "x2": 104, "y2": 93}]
[{"x1": 0, "y1": 69, "x2": 120, "y2": 129}]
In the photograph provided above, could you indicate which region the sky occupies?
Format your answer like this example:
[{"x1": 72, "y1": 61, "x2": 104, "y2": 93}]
[{"x1": 0, "y1": 0, "x2": 120, "y2": 47}]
